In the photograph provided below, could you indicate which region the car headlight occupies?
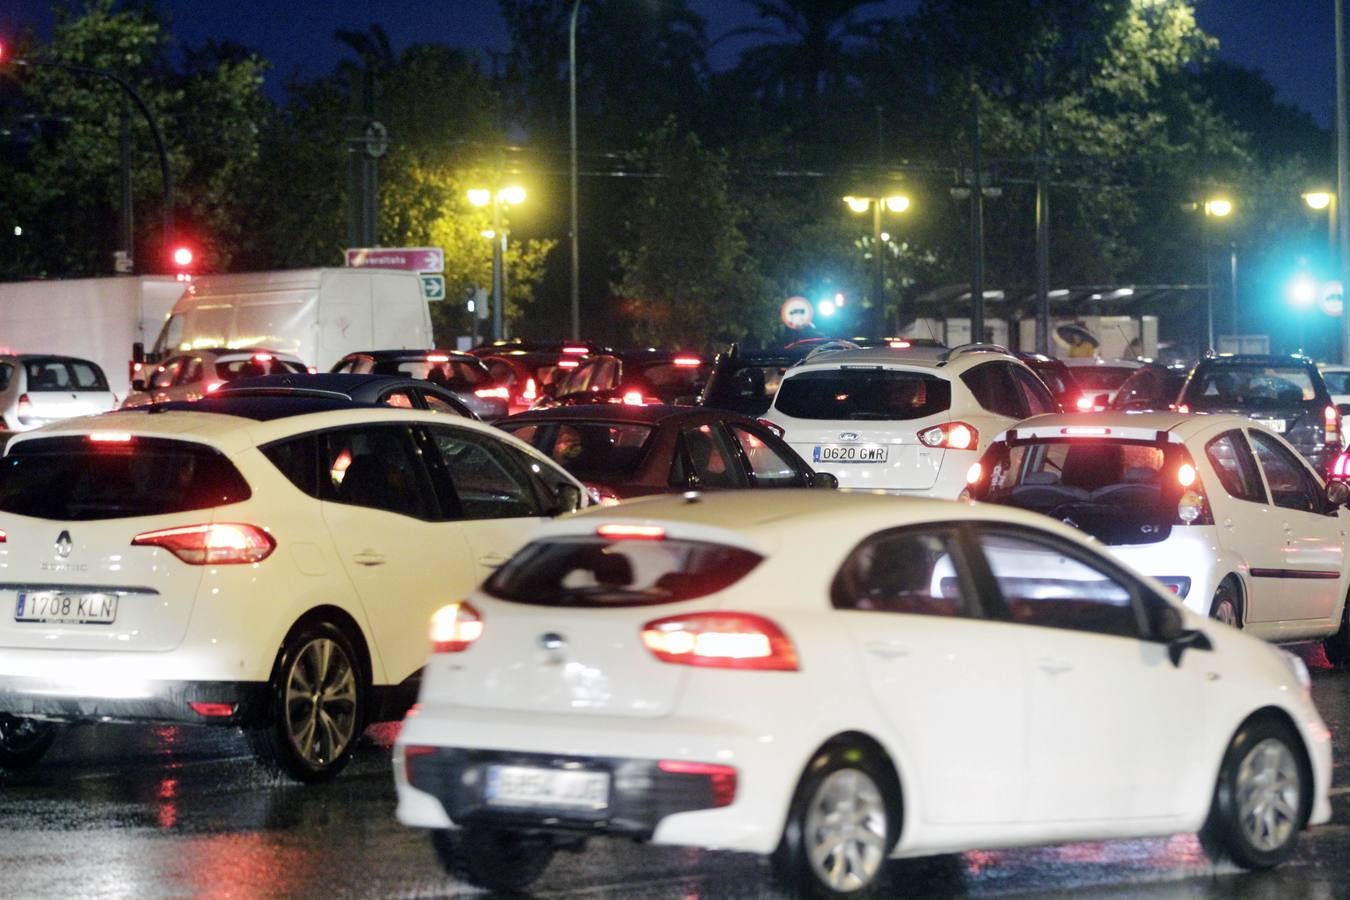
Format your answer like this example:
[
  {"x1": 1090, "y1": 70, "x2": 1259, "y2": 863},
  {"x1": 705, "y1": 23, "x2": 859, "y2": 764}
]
[{"x1": 1277, "y1": 647, "x2": 1312, "y2": 696}]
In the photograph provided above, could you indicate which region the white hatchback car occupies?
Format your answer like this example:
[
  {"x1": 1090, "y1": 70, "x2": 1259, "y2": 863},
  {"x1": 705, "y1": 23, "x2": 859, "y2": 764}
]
[
  {"x1": 0, "y1": 354, "x2": 119, "y2": 431},
  {"x1": 393, "y1": 491, "x2": 1331, "y2": 897},
  {"x1": 764, "y1": 345, "x2": 1058, "y2": 498},
  {"x1": 0, "y1": 395, "x2": 588, "y2": 781},
  {"x1": 123, "y1": 347, "x2": 310, "y2": 407},
  {"x1": 967, "y1": 412, "x2": 1350, "y2": 659}
]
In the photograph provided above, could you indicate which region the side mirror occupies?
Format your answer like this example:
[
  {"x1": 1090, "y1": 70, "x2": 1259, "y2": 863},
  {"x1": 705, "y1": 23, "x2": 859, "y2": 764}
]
[
  {"x1": 131, "y1": 378, "x2": 147, "y2": 392},
  {"x1": 551, "y1": 482, "x2": 584, "y2": 515},
  {"x1": 1153, "y1": 603, "x2": 1185, "y2": 643},
  {"x1": 1167, "y1": 628, "x2": 1213, "y2": 667},
  {"x1": 1328, "y1": 480, "x2": 1350, "y2": 507},
  {"x1": 132, "y1": 342, "x2": 145, "y2": 365},
  {"x1": 811, "y1": 471, "x2": 839, "y2": 489}
]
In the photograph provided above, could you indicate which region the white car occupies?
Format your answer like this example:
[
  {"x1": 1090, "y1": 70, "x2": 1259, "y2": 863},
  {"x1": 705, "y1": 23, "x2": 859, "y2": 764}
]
[
  {"x1": 0, "y1": 354, "x2": 119, "y2": 432},
  {"x1": 0, "y1": 396, "x2": 588, "y2": 780},
  {"x1": 1062, "y1": 357, "x2": 1147, "y2": 408},
  {"x1": 967, "y1": 411, "x2": 1350, "y2": 658},
  {"x1": 763, "y1": 345, "x2": 1058, "y2": 498},
  {"x1": 393, "y1": 490, "x2": 1331, "y2": 896},
  {"x1": 124, "y1": 347, "x2": 310, "y2": 407},
  {"x1": 1320, "y1": 363, "x2": 1350, "y2": 407}
]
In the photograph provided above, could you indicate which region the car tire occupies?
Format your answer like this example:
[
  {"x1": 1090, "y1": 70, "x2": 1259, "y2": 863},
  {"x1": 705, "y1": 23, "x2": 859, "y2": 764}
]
[
  {"x1": 430, "y1": 826, "x2": 556, "y2": 892},
  {"x1": 1198, "y1": 717, "x2": 1308, "y2": 870},
  {"x1": 0, "y1": 714, "x2": 57, "y2": 769},
  {"x1": 772, "y1": 744, "x2": 898, "y2": 899},
  {"x1": 1322, "y1": 597, "x2": 1350, "y2": 667},
  {"x1": 1209, "y1": 578, "x2": 1241, "y2": 628},
  {"x1": 248, "y1": 620, "x2": 366, "y2": 783}
]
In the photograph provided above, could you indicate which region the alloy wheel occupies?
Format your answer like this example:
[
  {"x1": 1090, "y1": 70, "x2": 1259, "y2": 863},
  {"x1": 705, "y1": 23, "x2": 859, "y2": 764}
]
[
  {"x1": 283, "y1": 637, "x2": 358, "y2": 767},
  {"x1": 1235, "y1": 737, "x2": 1301, "y2": 852},
  {"x1": 803, "y1": 768, "x2": 888, "y2": 892}
]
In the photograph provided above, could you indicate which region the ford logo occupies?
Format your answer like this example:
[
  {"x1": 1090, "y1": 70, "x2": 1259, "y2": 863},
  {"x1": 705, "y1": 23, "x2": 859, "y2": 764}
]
[{"x1": 839, "y1": 432, "x2": 859, "y2": 441}]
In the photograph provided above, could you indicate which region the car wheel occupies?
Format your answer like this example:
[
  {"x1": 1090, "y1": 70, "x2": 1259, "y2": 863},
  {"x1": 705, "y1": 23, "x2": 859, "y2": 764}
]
[
  {"x1": 1209, "y1": 579, "x2": 1241, "y2": 628},
  {"x1": 0, "y1": 714, "x2": 57, "y2": 769},
  {"x1": 1199, "y1": 717, "x2": 1308, "y2": 870},
  {"x1": 772, "y1": 745, "x2": 897, "y2": 898},
  {"x1": 430, "y1": 826, "x2": 556, "y2": 892},
  {"x1": 1322, "y1": 596, "x2": 1350, "y2": 667},
  {"x1": 248, "y1": 620, "x2": 365, "y2": 783}
]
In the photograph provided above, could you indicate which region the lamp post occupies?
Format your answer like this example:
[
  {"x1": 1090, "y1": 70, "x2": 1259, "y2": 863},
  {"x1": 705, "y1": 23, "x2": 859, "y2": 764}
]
[
  {"x1": 467, "y1": 185, "x2": 526, "y2": 342},
  {"x1": 1197, "y1": 196, "x2": 1233, "y2": 353},
  {"x1": 843, "y1": 194, "x2": 910, "y2": 337},
  {"x1": 568, "y1": 0, "x2": 582, "y2": 341}
]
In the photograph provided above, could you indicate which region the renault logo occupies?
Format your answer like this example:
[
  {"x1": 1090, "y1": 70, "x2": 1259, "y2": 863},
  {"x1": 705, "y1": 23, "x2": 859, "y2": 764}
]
[{"x1": 55, "y1": 530, "x2": 72, "y2": 559}]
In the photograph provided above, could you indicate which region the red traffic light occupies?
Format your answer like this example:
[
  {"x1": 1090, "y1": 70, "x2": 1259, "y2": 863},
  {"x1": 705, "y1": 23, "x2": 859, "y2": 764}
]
[{"x1": 171, "y1": 246, "x2": 194, "y2": 268}]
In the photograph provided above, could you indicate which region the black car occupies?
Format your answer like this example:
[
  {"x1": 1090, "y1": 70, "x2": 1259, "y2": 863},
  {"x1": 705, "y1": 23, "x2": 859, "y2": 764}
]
[
  {"x1": 697, "y1": 344, "x2": 819, "y2": 416},
  {"x1": 497, "y1": 404, "x2": 835, "y2": 503},
  {"x1": 217, "y1": 373, "x2": 478, "y2": 418},
  {"x1": 1015, "y1": 352, "x2": 1086, "y2": 412},
  {"x1": 1109, "y1": 363, "x2": 1190, "y2": 412},
  {"x1": 1177, "y1": 354, "x2": 1341, "y2": 473},
  {"x1": 330, "y1": 350, "x2": 508, "y2": 419},
  {"x1": 537, "y1": 349, "x2": 710, "y2": 408}
]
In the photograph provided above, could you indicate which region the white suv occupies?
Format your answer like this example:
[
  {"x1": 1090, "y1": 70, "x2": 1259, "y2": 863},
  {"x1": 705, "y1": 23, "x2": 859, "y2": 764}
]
[
  {"x1": 0, "y1": 395, "x2": 587, "y2": 780},
  {"x1": 764, "y1": 345, "x2": 1057, "y2": 498}
]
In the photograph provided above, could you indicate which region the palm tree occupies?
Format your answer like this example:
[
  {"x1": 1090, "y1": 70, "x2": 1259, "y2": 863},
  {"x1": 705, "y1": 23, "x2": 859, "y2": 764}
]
[{"x1": 727, "y1": 0, "x2": 885, "y2": 102}]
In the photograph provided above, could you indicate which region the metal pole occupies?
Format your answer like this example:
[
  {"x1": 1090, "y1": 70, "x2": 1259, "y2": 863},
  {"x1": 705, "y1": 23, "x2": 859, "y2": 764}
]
[
  {"x1": 569, "y1": 0, "x2": 581, "y2": 341},
  {"x1": 971, "y1": 91, "x2": 985, "y2": 344},
  {"x1": 1034, "y1": 60, "x2": 1050, "y2": 355},
  {"x1": 501, "y1": 229, "x2": 511, "y2": 341},
  {"x1": 1203, "y1": 215, "x2": 1214, "y2": 353},
  {"x1": 117, "y1": 95, "x2": 134, "y2": 274},
  {"x1": 1338, "y1": 0, "x2": 1350, "y2": 363},
  {"x1": 1230, "y1": 243, "x2": 1238, "y2": 338},
  {"x1": 872, "y1": 201, "x2": 883, "y2": 339},
  {"x1": 491, "y1": 200, "x2": 504, "y2": 342}
]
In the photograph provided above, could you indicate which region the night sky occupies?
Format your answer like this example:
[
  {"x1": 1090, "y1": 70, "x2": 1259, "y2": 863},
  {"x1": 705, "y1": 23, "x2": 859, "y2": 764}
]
[{"x1": 4, "y1": 1, "x2": 1341, "y2": 127}]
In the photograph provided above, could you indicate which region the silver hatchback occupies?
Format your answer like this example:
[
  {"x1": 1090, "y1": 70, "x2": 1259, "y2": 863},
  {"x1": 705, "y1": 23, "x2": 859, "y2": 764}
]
[{"x1": 0, "y1": 355, "x2": 118, "y2": 432}]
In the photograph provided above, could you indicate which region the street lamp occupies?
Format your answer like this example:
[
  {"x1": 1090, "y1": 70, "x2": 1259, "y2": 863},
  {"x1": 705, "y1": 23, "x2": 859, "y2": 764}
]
[
  {"x1": 1194, "y1": 195, "x2": 1234, "y2": 352},
  {"x1": 467, "y1": 185, "x2": 526, "y2": 341},
  {"x1": 843, "y1": 194, "x2": 911, "y2": 337}
]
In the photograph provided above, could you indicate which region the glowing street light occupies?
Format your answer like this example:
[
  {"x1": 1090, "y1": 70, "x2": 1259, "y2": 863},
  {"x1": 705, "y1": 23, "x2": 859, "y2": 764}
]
[
  {"x1": 843, "y1": 193, "x2": 912, "y2": 336},
  {"x1": 1305, "y1": 191, "x2": 1334, "y2": 211},
  {"x1": 1192, "y1": 195, "x2": 1237, "y2": 351},
  {"x1": 466, "y1": 185, "x2": 528, "y2": 340},
  {"x1": 1203, "y1": 198, "x2": 1233, "y2": 218}
]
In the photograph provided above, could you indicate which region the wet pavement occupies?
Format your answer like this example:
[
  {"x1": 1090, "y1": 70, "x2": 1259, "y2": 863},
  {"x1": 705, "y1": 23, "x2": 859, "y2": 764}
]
[{"x1": 2, "y1": 645, "x2": 1349, "y2": 899}]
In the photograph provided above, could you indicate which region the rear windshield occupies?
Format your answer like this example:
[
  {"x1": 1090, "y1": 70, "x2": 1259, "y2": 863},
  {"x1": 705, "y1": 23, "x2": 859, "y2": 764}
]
[
  {"x1": 500, "y1": 421, "x2": 654, "y2": 480},
  {"x1": 485, "y1": 536, "x2": 762, "y2": 607},
  {"x1": 24, "y1": 358, "x2": 109, "y2": 392},
  {"x1": 375, "y1": 359, "x2": 492, "y2": 388},
  {"x1": 0, "y1": 436, "x2": 251, "y2": 520},
  {"x1": 705, "y1": 363, "x2": 788, "y2": 406},
  {"x1": 1182, "y1": 365, "x2": 1322, "y2": 408},
  {"x1": 216, "y1": 358, "x2": 307, "y2": 381},
  {"x1": 640, "y1": 362, "x2": 709, "y2": 391},
  {"x1": 1068, "y1": 366, "x2": 1137, "y2": 392},
  {"x1": 983, "y1": 438, "x2": 1189, "y2": 544},
  {"x1": 775, "y1": 369, "x2": 951, "y2": 420},
  {"x1": 1324, "y1": 370, "x2": 1350, "y2": 395}
]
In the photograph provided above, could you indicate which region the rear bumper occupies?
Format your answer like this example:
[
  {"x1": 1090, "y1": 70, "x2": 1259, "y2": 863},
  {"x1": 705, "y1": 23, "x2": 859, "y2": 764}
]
[{"x1": 0, "y1": 674, "x2": 269, "y2": 726}]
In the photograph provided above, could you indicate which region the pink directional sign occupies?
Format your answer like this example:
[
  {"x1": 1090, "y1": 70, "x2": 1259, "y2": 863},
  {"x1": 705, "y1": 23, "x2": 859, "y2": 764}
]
[{"x1": 345, "y1": 246, "x2": 444, "y2": 272}]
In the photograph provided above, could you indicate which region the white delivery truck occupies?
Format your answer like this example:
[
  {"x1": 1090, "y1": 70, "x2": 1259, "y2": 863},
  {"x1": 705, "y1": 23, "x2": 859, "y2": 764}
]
[
  {"x1": 143, "y1": 267, "x2": 433, "y2": 373},
  {"x1": 0, "y1": 275, "x2": 183, "y2": 397}
]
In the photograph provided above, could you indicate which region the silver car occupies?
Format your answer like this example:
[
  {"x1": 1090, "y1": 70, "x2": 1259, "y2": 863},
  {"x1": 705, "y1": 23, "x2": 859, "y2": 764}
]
[
  {"x1": 0, "y1": 355, "x2": 118, "y2": 432},
  {"x1": 123, "y1": 348, "x2": 309, "y2": 407}
]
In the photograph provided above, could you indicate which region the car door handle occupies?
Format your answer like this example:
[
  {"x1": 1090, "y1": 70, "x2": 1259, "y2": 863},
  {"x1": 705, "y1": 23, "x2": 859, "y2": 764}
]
[
  {"x1": 1036, "y1": 657, "x2": 1074, "y2": 675},
  {"x1": 352, "y1": 551, "x2": 386, "y2": 567},
  {"x1": 864, "y1": 641, "x2": 910, "y2": 660},
  {"x1": 478, "y1": 553, "x2": 510, "y2": 568}
]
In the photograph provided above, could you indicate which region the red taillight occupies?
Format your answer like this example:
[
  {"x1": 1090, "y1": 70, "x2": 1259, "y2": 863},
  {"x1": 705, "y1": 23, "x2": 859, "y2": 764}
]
[
  {"x1": 307, "y1": 366, "x2": 318, "y2": 374},
  {"x1": 558, "y1": 359, "x2": 580, "y2": 369},
  {"x1": 131, "y1": 523, "x2": 275, "y2": 565},
  {"x1": 1075, "y1": 395, "x2": 1095, "y2": 412},
  {"x1": 521, "y1": 377, "x2": 538, "y2": 402},
  {"x1": 917, "y1": 422, "x2": 978, "y2": 451},
  {"x1": 204, "y1": 381, "x2": 225, "y2": 394},
  {"x1": 597, "y1": 523, "x2": 665, "y2": 539},
  {"x1": 965, "y1": 462, "x2": 983, "y2": 485},
  {"x1": 888, "y1": 340, "x2": 911, "y2": 349},
  {"x1": 1326, "y1": 405, "x2": 1341, "y2": 446},
  {"x1": 475, "y1": 386, "x2": 510, "y2": 400},
  {"x1": 426, "y1": 353, "x2": 451, "y2": 363},
  {"x1": 1333, "y1": 451, "x2": 1350, "y2": 479},
  {"x1": 641, "y1": 612, "x2": 798, "y2": 671},
  {"x1": 252, "y1": 352, "x2": 273, "y2": 363},
  {"x1": 430, "y1": 602, "x2": 483, "y2": 653},
  {"x1": 1060, "y1": 426, "x2": 1111, "y2": 436},
  {"x1": 189, "y1": 701, "x2": 237, "y2": 718},
  {"x1": 88, "y1": 432, "x2": 133, "y2": 443},
  {"x1": 673, "y1": 356, "x2": 702, "y2": 367},
  {"x1": 757, "y1": 418, "x2": 784, "y2": 438},
  {"x1": 16, "y1": 393, "x2": 31, "y2": 422},
  {"x1": 1178, "y1": 462, "x2": 1197, "y2": 488},
  {"x1": 622, "y1": 390, "x2": 645, "y2": 405},
  {"x1": 1177, "y1": 403, "x2": 1190, "y2": 414},
  {"x1": 0, "y1": 529, "x2": 8, "y2": 542},
  {"x1": 658, "y1": 759, "x2": 738, "y2": 807},
  {"x1": 563, "y1": 346, "x2": 588, "y2": 355}
]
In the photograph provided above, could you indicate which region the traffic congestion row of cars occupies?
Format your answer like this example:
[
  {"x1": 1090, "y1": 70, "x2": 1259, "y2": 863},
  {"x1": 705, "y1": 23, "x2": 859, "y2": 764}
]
[{"x1": 0, "y1": 335, "x2": 1343, "y2": 897}]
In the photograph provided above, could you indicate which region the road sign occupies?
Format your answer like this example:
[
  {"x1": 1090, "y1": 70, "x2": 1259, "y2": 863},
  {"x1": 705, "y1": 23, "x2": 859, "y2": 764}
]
[
  {"x1": 420, "y1": 274, "x2": 446, "y2": 302},
  {"x1": 345, "y1": 246, "x2": 444, "y2": 272},
  {"x1": 781, "y1": 296, "x2": 814, "y2": 329}
]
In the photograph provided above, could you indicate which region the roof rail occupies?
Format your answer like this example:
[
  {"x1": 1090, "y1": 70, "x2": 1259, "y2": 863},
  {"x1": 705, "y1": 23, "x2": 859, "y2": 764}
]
[
  {"x1": 938, "y1": 342, "x2": 1013, "y2": 364},
  {"x1": 796, "y1": 339, "x2": 863, "y2": 365}
]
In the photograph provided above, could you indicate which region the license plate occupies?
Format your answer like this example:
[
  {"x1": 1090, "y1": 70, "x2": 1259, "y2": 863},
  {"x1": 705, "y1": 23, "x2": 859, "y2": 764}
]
[
  {"x1": 813, "y1": 445, "x2": 888, "y2": 464},
  {"x1": 485, "y1": 765, "x2": 610, "y2": 811},
  {"x1": 1257, "y1": 418, "x2": 1287, "y2": 433},
  {"x1": 15, "y1": 591, "x2": 118, "y2": 625}
]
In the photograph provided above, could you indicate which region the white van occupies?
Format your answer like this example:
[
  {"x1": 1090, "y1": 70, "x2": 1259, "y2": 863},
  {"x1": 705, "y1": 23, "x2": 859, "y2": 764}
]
[{"x1": 145, "y1": 268, "x2": 433, "y2": 372}]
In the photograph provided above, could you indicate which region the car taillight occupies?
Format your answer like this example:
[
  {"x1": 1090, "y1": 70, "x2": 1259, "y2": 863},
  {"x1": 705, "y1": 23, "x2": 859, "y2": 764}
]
[
  {"x1": 1332, "y1": 450, "x2": 1350, "y2": 479},
  {"x1": 917, "y1": 422, "x2": 978, "y2": 451},
  {"x1": 520, "y1": 377, "x2": 538, "y2": 403},
  {"x1": 1173, "y1": 449, "x2": 1213, "y2": 525},
  {"x1": 88, "y1": 432, "x2": 133, "y2": 443},
  {"x1": 965, "y1": 462, "x2": 982, "y2": 485},
  {"x1": 0, "y1": 529, "x2": 7, "y2": 542},
  {"x1": 429, "y1": 601, "x2": 482, "y2": 653},
  {"x1": 563, "y1": 346, "x2": 588, "y2": 355},
  {"x1": 622, "y1": 390, "x2": 645, "y2": 405},
  {"x1": 16, "y1": 393, "x2": 31, "y2": 423},
  {"x1": 673, "y1": 356, "x2": 702, "y2": 367},
  {"x1": 426, "y1": 353, "x2": 451, "y2": 363},
  {"x1": 597, "y1": 523, "x2": 665, "y2": 539},
  {"x1": 587, "y1": 485, "x2": 622, "y2": 506},
  {"x1": 475, "y1": 386, "x2": 510, "y2": 400},
  {"x1": 307, "y1": 366, "x2": 318, "y2": 374},
  {"x1": 640, "y1": 612, "x2": 798, "y2": 671},
  {"x1": 658, "y1": 759, "x2": 738, "y2": 807},
  {"x1": 1326, "y1": 404, "x2": 1341, "y2": 446},
  {"x1": 1075, "y1": 395, "x2": 1095, "y2": 412},
  {"x1": 757, "y1": 418, "x2": 784, "y2": 438},
  {"x1": 131, "y1": 523, "x2": 275, "y2": 565},
  {"x1": 204, "y1": 381, "x2": 225, "y2": 394},
  {"x1": 252, "y1": 352, "x2": 273, "y2": 363},
  {"x1": 1176, "y1": 403, "x2": 1190, "y2": 414},
  {"x1": 189, "y1": 701, "x2": 237, "y2": 718}
]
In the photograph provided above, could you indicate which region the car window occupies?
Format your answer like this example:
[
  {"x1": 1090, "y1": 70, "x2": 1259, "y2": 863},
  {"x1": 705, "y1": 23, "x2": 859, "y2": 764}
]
[
  {"x1": 419, "y1": 390, "x2": 463, "y2": 415},
  {"x1": 1249, "y1": 430, "x2": 1321, "y2": 513},
  {"x1": 261, "y1": 434, "x2": 320, "y2": 498},
  {"x1": 1184, "y1": 365, "x2": 1320, "y2": 408},
  {"x1": 1112, "y1": 368, "x2": 1161, "y2": 409},
  {"x1": 176, "y1": 358, "x2": 203, "y2": 386},
  {"x1": 678, "y1": 423, "x2": 747, "y2": 489},
  {"x1": 1205, "y1": 430, "x2": 1267, "y2": 503},
  {"x1": 69, "y1": 361, "x2": 109, "y2": 390},
  {"x1": 1324, "y1": 370, "x2": 1350, "y2": 395},
  {"x1": 961, "y1": 363, "x2": 1025, "y2": 418},
  {"x1": 975, "y1": 530, "x2": 1140, "y2": 638},
  {"x1": 506, "y1": 421, "x2": 652, "y2": 480},
  {"x1": 831, "y1": 527, "x2": 976, "y2": 617},
  {"x1": 727, "y1": 423, "x2": 803, "y2": 487},
  {"x1": 486, "y1": 359, "x2": 518, "y2": 388},
  {"x1": 589, "y1": 359, "x2": 619, "y2": 391},
  {"x1": 380, "y1": 389, "x2": 416, "y2": 408},
  {"x1": 1012, "y1": 366, "x2": 1057, "y2": 416},
  {"x1": 319, "y1": 425, "x2": 438, "y2": 520},
  {"x1": 0, "y1": 363, "x2": 12, "y2": 392},
  {"x1": 425, "y1": 426, "x2": 545, "y2": 520},
  {"x1": 775, "y1": 369, "x2": 951, "y2": 420}
]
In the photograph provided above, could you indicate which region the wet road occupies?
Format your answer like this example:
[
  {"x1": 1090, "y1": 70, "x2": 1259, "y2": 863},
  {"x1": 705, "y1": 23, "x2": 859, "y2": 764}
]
[{"x1": 3, "y1": 645, "x2": 1350, "y2": 899}]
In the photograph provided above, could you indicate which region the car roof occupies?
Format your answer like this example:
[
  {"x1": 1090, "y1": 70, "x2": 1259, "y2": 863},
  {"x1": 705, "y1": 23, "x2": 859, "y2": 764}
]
[
  {"x1": 501, "y1": 403, "x2": 740, "y2": 426},
  {"x1": 9, "y1": 354, "x2": 101, "y2": 365},
  {"x1": 340, "y1": 349, "x2": 478, "y2": 362},
  {"x1": 1061, "y1": 357, "x2": 1145, "y2": 368},
  {"x1": 1197, "y1": 354, "x2": 1317, "y2": 368},
  {"x1": 220, "y1": 372, "x2": 425, "y2": 397},
  {"x1": 997, "y1": 410, "x2": 1264, "y2": 441},
  {"x1": 786, "y1": 344, "x2": 1023, "y2": 374}
]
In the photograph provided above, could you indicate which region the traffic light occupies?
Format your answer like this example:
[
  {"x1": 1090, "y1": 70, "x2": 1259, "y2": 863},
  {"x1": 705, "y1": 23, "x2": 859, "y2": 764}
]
[{"x1": 170, "y1": 244, "x2": 195, "y2": 281}]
